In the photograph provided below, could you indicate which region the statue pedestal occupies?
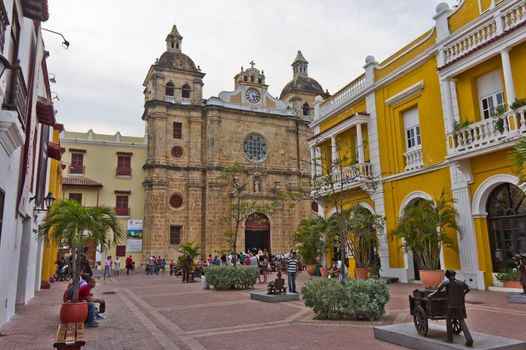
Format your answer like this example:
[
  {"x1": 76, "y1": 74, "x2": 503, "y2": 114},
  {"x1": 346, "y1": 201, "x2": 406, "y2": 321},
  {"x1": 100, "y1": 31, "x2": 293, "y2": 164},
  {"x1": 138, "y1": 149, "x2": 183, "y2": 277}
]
[
  {"x1": 249, "y1": 290, "x2": 300, "y2": 303},
  {"x1": 507, "y1": 292, "x2": 526, "y2": 304},
  {"x1": 374, "y1": 323, "x2": 526, "y2": 349}
]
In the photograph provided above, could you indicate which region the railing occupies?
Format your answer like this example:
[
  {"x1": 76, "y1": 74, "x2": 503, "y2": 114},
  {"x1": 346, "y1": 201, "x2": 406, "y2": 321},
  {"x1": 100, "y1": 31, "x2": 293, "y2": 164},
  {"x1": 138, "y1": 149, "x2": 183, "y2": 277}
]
[
  {"x1": 447, "y1": 106, "x2": 526, "y2": 155},
  {"x1": 403, "y1": 148, "x2": 424, "y2": 172},
  {"x1": 165, "y1": 95, "x2": 175, "y2": 103},
  {"x1": 319, "y1": 74, "x2": 366, "y2": 119},
  {"x1": 3, "y1": 65, "x2": 28, "y2": 128},
  {"x1": 115, "y1": 207, "x2": 130, "y2": 216},
  {"x1": 116, "y1": 167, "x2": 132, "y2": 176},
  {"x1": 312, "y1": 162, "x2": 372, "y2": 194},
  {"x1": 69, "y1": 165, "x2": 85, "y2": 175},
  {"x1": 0, "y1": 1, "x2": 8, "y2": 54},
  {"x1": 181, "y1": 97, "x2": 191, "y2": 105},
  {"x1": 442, "y1": 0, "x2": 526, "y2": 66}
]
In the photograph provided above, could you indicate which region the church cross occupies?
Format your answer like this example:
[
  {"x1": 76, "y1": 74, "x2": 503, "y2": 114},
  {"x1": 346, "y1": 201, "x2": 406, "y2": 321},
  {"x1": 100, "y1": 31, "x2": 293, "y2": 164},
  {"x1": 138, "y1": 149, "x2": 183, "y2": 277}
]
[{"x1": 249, "y1": 60, "x2": 256, "y2": 69}]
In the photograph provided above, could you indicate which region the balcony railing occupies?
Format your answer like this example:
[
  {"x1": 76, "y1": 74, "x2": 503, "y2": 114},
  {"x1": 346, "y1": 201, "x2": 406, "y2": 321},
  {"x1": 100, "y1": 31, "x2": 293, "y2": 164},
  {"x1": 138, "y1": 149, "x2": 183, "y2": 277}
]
[
  {"x1": 403, "y1": 147, "x2": 424, "y2": 172},
  {"x1": 447, "y1": 105, "x2": 526, "y2": 156},
  {"x1": 312, "y1": 162, "x2": 372, "y2": 195},
  {"x1": 115, "y1": 207, "x2": 130, "y2": 216},
  {"x1": 3, "y1": 65, "x2": 28, "y2": 128},
  {"x1": 319, "y1": 74, "x2": 366, "y2": 119},
  {"x1": 181, "y1": 97, "x2": 191, "y2": 105},
  {"x1": 69, "y1": 165, "x2": 85, "y2": 175},
  {"x1": 165, "y1": 95, "x2": 175, "y2": 103},
  {"x1": 442, "y1": 0, "x2": 526, "y2": 66},
  {"x1": 116, "y1": 167, "x2": 132, "y2": 176}
]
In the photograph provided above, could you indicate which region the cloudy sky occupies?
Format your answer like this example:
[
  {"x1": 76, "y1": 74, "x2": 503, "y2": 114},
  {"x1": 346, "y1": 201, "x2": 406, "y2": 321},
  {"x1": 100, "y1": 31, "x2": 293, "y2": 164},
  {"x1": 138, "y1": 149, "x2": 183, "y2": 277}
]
[{"x1": 44, "y1": 0, "x2": 456, "y2": 136}]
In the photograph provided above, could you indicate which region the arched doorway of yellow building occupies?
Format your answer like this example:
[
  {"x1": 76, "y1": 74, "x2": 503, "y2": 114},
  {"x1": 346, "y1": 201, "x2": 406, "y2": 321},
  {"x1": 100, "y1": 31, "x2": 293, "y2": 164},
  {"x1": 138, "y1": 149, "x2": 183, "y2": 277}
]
[
  {"x1": 244, "y1": 213, "x2": 270, "y2": 254},
  {"x1": 486, "y1": 183, "x2": 526, "y2": 272}
]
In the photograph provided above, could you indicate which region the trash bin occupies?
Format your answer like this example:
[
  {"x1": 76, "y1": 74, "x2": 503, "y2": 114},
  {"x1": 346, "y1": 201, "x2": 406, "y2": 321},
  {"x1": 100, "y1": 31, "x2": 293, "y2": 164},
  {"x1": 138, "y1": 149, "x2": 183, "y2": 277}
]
[{"x1": 201, "y1": 275, "x2": 209, "y2": 290}]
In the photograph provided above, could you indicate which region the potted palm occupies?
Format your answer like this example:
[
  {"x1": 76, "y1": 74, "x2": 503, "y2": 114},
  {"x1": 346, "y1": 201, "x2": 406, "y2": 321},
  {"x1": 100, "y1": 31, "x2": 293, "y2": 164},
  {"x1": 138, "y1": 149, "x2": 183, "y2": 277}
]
[
  {"x1": 347, "y1": 205, "x2": 384, "y2": 280},
  {"x1": 38, "y1": 199, "x2": 123, "y2": 322},
  {"x1": 391, "y1": 192, "x2": 460, "y2": 288},
  {"x1": 294, "y1": 217, "x2": 325, "y2": 276}
]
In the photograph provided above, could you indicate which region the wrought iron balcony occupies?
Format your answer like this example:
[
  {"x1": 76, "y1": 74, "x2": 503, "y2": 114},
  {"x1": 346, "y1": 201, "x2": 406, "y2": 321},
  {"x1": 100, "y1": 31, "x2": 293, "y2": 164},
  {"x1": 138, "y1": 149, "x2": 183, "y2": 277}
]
[
  {"x1": 447, "y1": 105, "x2": 526, "y2": 158},
  {"x1": 311, "y1": 162, "x2": 373, "y2": 196},
  {"x1": 3, "y1": 65, "x2": 28, "y2": 128}
]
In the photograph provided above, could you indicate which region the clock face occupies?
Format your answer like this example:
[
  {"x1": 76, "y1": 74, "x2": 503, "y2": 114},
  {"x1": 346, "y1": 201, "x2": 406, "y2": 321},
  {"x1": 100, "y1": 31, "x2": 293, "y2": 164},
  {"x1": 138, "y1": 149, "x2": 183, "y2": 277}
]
[{"x1": 246, "y1": 88, "x2": 261, "y2": 103}]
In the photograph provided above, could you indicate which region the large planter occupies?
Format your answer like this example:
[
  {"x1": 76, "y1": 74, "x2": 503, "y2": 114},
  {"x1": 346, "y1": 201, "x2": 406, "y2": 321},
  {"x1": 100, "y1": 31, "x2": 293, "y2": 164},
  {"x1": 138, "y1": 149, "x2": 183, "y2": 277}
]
[
  {"x1": 503, "y1": 280, "x2": 522, "y2": 289},
  {"x1": 355, "y1": 267, "x2": 372, "y2": 280},
  {"x1": 306, "y1": 264, "x2": 317, "y2": 276},
  {"x1": 60, "y1": 301, "x2": 88, "y2": 323},
  {"x1": 419, "y1": 269, "x2": 444, "y2": 289},
  {"x1": 320, "y1": 267, "x2": 329, "y2": 279}
]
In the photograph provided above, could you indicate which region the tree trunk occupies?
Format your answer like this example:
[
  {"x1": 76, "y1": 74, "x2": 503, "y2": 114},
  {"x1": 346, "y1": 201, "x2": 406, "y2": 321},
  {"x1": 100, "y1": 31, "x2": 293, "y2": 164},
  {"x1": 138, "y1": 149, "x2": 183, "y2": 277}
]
[{"x1": 71, "y1": 242, "x2": 81, "y2": 303}]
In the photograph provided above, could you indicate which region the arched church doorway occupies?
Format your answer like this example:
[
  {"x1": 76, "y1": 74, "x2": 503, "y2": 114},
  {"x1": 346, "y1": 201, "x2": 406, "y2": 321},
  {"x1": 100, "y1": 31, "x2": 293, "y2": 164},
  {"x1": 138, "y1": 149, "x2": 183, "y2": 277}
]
[
  {"x1": 245, "y1": 213, "x2": 270, "y2": 254},
  {"x1": 486, "y1": 183, "x2": 526, "y2": 272}
]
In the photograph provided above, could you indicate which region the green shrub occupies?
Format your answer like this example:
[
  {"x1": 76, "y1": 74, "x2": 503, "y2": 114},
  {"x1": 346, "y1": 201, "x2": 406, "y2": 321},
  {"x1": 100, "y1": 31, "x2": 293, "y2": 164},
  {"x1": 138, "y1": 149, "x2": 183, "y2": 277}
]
[
  {"x1": 495, "y1": 268, "x2": 520, "y2": 282},
  {"x1": 205, "y1": 265, "x2": 259, "y2": 290},
  {"x1": 302, "y1": 279, "x2": 390, "y2": 320}
]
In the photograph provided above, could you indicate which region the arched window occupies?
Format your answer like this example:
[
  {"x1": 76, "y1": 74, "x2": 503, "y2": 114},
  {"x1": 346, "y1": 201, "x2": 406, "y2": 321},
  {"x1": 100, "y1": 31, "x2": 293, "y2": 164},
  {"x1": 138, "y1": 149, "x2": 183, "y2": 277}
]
[
  {"x1": 487, "y1": 183, "x2": 526, "y2": 271},
  {"x1": 302, "y1": 103, "x2": 310, "y2": 116},
  {"x1": 251, "y1": 76, "x2": 254, "y2": 82},
  {"x1": 182, "y1": 84, "x2": 191, "y2": 99},
  {"x1": 165, "y1": 82, "x2": 175, "y2": 97}
]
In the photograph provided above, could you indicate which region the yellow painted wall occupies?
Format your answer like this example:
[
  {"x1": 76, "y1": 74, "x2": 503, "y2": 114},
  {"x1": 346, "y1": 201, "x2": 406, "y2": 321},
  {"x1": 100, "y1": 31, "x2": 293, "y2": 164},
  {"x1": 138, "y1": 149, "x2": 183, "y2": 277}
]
[
  {"x1": 319, "y1": 99, "x2": 366, "y2": 132},
  {"x1": 383, "y1": 168, "x2": 461, "y2": 270},
  {"x1": 510, "y1": 41, "x2": 526, "y2": 101},
  {"x1": 449, "y1": 0, "x2": 482, "y2": 33},
  {"x1": 376, "y1": 57, "x2": 445, "y2": 177}
]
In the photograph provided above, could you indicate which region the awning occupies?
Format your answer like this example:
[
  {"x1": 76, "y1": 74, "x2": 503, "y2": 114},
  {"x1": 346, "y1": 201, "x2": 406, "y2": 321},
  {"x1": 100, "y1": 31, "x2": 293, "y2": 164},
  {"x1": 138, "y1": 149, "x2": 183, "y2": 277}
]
[
  {"x1": 62, "y1": 177, "x2": 103, "y2": 188},
  {"x1": 47, "y1": 141, "x2": 62, "y2": 160},
  {"x1": 21, "y1": 0, "x2": 49, "y2": 22},
  {"x1": 36, "y1": 97, "x2": 55, "y2": 126}
]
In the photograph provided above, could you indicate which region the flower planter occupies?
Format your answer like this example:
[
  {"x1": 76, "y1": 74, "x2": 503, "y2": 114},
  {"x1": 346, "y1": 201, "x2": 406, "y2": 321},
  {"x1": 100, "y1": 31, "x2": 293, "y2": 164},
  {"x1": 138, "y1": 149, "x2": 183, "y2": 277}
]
[
  {"x1": 60, "y1": 301, "x2": 88, "y2": 323},
  {"x1": 320, "y1": 267, "x2": 329, "y2": 278},
  {"x1": 503, "y1": 280, "x2": 522, "y2": 289},
  {"x1": 355, "y1": 267, "x2": 372, "y2": 280},
  {"x1": 419, "y1": 269, "x2": 444, "y2": 289},
  {"x1": 306, "y1": 264, "x2": 317, "y2": 276}
]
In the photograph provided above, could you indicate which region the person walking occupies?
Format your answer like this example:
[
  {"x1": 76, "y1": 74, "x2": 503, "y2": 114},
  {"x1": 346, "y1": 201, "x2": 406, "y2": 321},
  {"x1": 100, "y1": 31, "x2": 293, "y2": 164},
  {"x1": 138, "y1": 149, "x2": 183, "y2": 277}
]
[
  {"x1": 286, "y1": 252, "x2": 299, "y2": 293},
  {"x1": 104, "y1": 256, "x2": 112, "y2": 278},
  {"x1": 125, "y1": 255, "x2": 133, "y2": 275},
  {"x1": 113, "y1": 257, "x2": 121, "y2": 276}
]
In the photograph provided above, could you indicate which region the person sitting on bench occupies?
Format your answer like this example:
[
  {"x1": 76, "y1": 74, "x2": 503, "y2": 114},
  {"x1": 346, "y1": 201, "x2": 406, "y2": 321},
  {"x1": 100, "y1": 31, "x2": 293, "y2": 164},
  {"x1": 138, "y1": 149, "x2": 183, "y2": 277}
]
[
  {"x1": 328, "y1": 259, "x2": 341, "y2": 278},
  {"x1": 78, "y1": 278, "x2": 105, "y2": 327}
]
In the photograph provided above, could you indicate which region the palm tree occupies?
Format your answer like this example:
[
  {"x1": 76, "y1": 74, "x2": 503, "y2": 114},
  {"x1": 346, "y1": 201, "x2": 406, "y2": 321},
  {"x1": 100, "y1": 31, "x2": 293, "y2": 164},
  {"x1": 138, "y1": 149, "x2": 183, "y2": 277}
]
[
  {"x1": 513, "y1": 138, "x2": 526, "y2": 184},
  {"x1": 347, "y1": 205, "x2": 385, "y2": 269},
  {"x1": 177, "y1": 242, "x2": 200, "y2": 260},
  {"x1": 38, "y1": 199, "x2": 124, "y2": 302}
]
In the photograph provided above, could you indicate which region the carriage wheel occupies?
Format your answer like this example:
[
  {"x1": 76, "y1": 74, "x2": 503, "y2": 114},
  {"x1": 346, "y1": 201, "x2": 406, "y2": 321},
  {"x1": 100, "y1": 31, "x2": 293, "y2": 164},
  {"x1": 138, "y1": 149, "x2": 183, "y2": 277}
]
[
  {"x1": 413, "y1": 305, "x2": 428, "y2": 336},
  {"x1": 452, "y1": 318, "x2": 462, "y2": 335}
]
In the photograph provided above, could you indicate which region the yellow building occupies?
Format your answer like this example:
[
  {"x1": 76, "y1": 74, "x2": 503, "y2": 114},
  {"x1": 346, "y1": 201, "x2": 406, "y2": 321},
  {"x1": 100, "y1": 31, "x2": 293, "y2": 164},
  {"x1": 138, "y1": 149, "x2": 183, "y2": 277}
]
[
  {"x1": 310, "y1": 0, "x2": 526, "y2": 289},
  {"x1": 40, "y1": 125, "x2": 64, "y2": 288},
  {"x1": 60, "y1": 129, "x2": 147, "y2": 267}
]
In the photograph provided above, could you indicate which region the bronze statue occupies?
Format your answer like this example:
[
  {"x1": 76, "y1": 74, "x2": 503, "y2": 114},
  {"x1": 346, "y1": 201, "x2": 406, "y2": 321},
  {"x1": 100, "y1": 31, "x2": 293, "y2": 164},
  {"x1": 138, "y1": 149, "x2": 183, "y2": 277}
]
[
  {"x1": 429, "y1": 270, "x2": 473, "y2": 347},
  {"x1": 267, "y1": 271, "x2": 286, "y2": 295}
]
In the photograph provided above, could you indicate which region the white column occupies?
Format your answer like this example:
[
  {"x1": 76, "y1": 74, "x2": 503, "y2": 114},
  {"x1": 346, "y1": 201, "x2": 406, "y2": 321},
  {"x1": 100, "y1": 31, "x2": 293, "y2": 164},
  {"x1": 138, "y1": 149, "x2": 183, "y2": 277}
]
[
  {"x1": 356, "y1": 123, "x2": 364, "y2": 163},
  {"x1": 441, "y1": 79, "x2": 455, "y2": 132},
  {"x1": 500, "y1": 49, "x2": 516, "y2": 106},
  {"x1": 331, "y1": 136, "x2": 338, "y2": 169},
  {"x1": 314, "y1": 146, "x2": 322, "y2": 176}
]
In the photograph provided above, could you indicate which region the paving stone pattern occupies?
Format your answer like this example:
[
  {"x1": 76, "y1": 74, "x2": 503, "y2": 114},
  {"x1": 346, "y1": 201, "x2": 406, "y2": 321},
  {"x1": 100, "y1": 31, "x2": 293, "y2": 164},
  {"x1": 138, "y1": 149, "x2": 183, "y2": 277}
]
[{"x1": 1, "y1": 271, "x2": 526, "y2": 350}]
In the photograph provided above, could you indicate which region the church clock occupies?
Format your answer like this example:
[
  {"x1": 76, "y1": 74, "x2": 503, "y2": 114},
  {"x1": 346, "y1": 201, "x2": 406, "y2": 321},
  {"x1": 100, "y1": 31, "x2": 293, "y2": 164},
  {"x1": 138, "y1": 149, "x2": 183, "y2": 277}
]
[{"x1": 245, "y1": 88, "x2": 261, "y2": 103}]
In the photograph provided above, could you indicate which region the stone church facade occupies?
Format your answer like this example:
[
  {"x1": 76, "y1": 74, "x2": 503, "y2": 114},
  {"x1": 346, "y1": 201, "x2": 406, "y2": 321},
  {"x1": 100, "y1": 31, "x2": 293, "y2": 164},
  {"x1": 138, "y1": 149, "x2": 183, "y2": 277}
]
[{"x1": 141, "y1": 25, "x2": 327, "y2": 258}]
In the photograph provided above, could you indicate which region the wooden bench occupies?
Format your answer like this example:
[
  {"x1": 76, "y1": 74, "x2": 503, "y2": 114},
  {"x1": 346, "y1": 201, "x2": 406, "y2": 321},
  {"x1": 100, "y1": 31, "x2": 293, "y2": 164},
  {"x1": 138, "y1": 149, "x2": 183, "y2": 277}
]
[{"x1": 53, "y1": 322, "x2": 86, "y2": 350}]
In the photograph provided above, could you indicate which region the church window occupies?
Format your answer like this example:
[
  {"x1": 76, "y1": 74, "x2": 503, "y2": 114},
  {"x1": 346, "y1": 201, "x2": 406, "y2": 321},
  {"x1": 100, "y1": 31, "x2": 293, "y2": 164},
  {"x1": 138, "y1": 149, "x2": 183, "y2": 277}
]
[
  {"x1": 170, "y1": 226, "x2": 182, "y2": 245},
  {"x1": 171, "y1": 146, "x2": 183, "y2": 158},
  {"x1": 311, "y1": 201, "x2": 319, "y2": 213},
  {"x1": 258, "y1": 78, "x2": 262, "y2": 84},
  {"x1": 165, "y1": 82, "x2": 175, "y2": 96},
  {"x1": 169, "y1": 194, "x2": 183, "y2": 209},
  {"x1": 173, "y1": 122, "x2": 182, "y2": 139},
  {"x1": 170, "y1": 42, "x2": 174, "y2": 49},
  {"x1": 115, "y1": 195, "x2": 129, "y2": 216},
  {"x1": 182, "y1": 84, "x2": 191, "y2": 98},
  {"x1": 251, "y1": 76, "x2": 254, "y2": 82},
  {"x1": 243, "y1": 133, "x2": 268, "y2": 163},
  {"x1": 176, "y1": 43, "x2": 179, "y2": 49},
  {"x1": 244, "y1": 75, "x2": 247, "y2": 82},
  {"x1": 302, "y1": 103, "x2": 310, "y2": 116}
]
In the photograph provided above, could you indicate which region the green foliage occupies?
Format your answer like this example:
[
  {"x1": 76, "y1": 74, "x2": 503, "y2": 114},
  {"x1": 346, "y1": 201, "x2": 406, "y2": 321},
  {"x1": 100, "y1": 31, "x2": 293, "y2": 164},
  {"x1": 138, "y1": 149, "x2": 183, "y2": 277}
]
[
  {"x1": 510, "y1": 97, "x2": 526, "y2": 110},
  {"x1": 390, "y1": 191, "x2": 460, "y2": 270},
  {"x1": 495, "y1": 268, "x2": 520, "y2": 282},
  {"x1": 453, "y1": 120, "x2": 472, "y2": 132},
  {"x1": 513, "y1": 137, "x2": 526, "y2": 185},
  {"x1": 177, "y1": 242, "x2": 200, "y2": 259},
  {"x1": 492, "y1": 105, "x2": 507, "y2": 133},
  {"x1": 38, "y1": 199, "x2": 124, "y2": 302},
  {"x1": 347, "y1": 205, "x2": 384, "y2": 268},
  {"x1": 302, "y1": 279, "x2": 390, "y2": 320},
  {"x1": 293, "y1": 216, "x2": 332, "y2": 265},
  {"x1": 205, "y1": 265, "x2": 259, "y2": 290}
]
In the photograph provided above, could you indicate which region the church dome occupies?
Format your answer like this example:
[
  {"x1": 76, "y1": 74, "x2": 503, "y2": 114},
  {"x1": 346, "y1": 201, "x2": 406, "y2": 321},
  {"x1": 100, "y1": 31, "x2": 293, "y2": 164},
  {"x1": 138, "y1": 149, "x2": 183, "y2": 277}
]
[
  {"x1": 157, "y1": 51, "x2": 199, "y2": 72},
  {"x1": 280, "y1": 75, "x2": 325, "y2": 99}
]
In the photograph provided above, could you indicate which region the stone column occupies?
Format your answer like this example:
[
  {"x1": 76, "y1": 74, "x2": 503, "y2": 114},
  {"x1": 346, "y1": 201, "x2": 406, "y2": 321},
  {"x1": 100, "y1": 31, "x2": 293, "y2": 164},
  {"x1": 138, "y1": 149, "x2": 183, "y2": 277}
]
[
  {"x1": 331, "y1": 136, "x2": 338, "y2": 169},
  {"x1": 500, "y1": 49, "x2": 516, "y2": 106},
  {"x1": 441, "y1": 79, "x2": 455, "y2": 133}
]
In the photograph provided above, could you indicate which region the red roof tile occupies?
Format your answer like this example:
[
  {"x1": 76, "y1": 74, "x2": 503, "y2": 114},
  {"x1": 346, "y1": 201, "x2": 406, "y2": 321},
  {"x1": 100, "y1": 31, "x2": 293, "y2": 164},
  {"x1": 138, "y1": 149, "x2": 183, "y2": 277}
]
[{"x1": 62, "y1": 177, "x2": 103, "y2": 188}]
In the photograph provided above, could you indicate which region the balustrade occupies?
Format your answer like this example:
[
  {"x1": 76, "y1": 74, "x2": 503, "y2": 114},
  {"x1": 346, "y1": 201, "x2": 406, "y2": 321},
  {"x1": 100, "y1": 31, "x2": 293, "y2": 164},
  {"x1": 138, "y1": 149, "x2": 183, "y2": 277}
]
[
  {"x1": 181, "y1": 97, "x2": 191, "y2": 105},
  {"x1": 403, "y1": 148, "x2": 423, "y2": 172},
  {"x1": 319, "y1": 74, "x2": 365, "y2": 119},
  {"x1": 164, "y1": 95, "x2": 175, "y2": 103},
  {"x1": 312, "y1": 162, "x2": 372, "y2": 195}
]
